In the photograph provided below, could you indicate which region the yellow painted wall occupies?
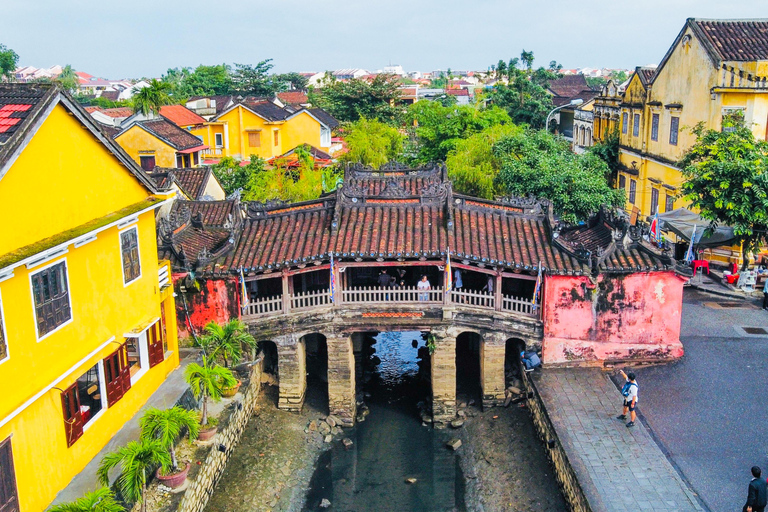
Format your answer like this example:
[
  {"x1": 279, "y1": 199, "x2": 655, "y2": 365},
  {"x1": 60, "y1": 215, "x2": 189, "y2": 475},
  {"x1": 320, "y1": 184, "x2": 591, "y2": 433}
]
[
  {"x1": 114, "y1": 125, "x2": 177, "y2": 169},
  {"x1": 0, "y1": 106, "x2": 149, "y2": 255},
  {"x1": 281, "y1": 111, "x2": 322, "y2": 152}
]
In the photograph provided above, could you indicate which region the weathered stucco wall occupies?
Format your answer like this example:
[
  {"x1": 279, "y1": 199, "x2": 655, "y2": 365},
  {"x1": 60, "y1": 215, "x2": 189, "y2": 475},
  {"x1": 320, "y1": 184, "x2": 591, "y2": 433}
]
[
  {"x1": 542, "y1": 272, "x2": 685, "y2": 365},
  {"x1": 173, "y1": 274, "x2": 239, "y2": 338}
]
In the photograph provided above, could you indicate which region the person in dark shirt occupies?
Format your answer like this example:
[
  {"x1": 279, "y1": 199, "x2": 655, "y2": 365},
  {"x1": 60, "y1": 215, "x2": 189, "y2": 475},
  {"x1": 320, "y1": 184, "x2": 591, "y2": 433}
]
[
  {"x1": 378, "y1": 270, "x2": 392, "y2": 288},
  {"x1": 744, "y1": 466, "x2": 768, "y2": 512}
]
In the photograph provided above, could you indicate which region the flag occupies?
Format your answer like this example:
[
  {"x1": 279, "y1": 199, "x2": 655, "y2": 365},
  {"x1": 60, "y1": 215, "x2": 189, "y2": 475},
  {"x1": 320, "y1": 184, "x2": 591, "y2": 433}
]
[
  {"x1": 239, "y1": 268, "x2": 248, "y2": 310},
  {"x1": 329, "y1": 254, "x2": 336, "y2": 303},
  {"x1": 444, "y1": 247, "x2": 453, "y2": 294},
  {"x1": 685, "y1": 225, "x2": 697, "y2": 264},
  {"x1": 532, "y1": 262, "x2": 543, "y2": 311},
  {"x1": 649, "y1": 213, "x2": 659, "y2": 242}
]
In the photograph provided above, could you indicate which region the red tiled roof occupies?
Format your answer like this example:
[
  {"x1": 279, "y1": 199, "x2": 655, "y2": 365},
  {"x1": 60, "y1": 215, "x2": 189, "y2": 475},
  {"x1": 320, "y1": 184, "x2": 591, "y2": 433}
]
[
  {"x1": 100, "y1": 107, "x2": 134, "y2": 118},
  {"x1": 445, "y1": 89, "x2": 469, "y2": 96},
  {"x1": 693, "y1": 19, "x2": 768, "y2": 62},
  {"x1": 100, "y1": 91, "x2": 119, "y2": 102},
  {"x1": 173, "y1": 168, "x2": 210, "y2": 199},
  {"x1": 159, "y1": 105, "x2": 206, "y2": 127},
  {"x1": 84, "y1": 106, "x2": 102, "y2": 113},
  {"x1": 134, "y1": 118, "x2": 205, "y2": 151},
  {"x1": 0, "y1": 85, "x2": 49, "y2": 143},
  {"x1": 277, "y1": 91, "x2": 309, "y2": 105},
  {"x1": 636, "y1": 67, "x2": 657, "y2": 87},
  {"x1": 548, "y1": 75, "x2": 590, "y2": 98}
]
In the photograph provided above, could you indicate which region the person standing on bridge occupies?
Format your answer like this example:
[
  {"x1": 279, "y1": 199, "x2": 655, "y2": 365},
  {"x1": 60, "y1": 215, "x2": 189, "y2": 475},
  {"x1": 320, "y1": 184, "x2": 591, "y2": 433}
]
[
  {"x1": 617, "y1": 369, "x2": 638, "y2": 427},
  {"x1": 744, "y1": 466, "x2": 767, "y2": 512},
  {"x1": 418, "y1": 275, "x2": 431, "y2": 301}
]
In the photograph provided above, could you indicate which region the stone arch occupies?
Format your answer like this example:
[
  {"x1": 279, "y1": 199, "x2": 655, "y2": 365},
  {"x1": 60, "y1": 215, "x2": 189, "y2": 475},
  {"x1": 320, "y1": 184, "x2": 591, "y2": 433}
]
[
  {"x1": 587, "y1": 127, "x2": 592, "y2": 147},
  {"x1": 301, "y1": 332, "x2": 329, "y2": 415},
  {"x1": 455, "y1": 331, "x2": 482, "y2": 407},
  {"x1": 275, "y1": 333, "x2": 306, "y2": 411},
  {"x1": 504, "y1": 337, "x2": 527, "y2": 384},
  {"x1": 258, "y1": 339, "x2": 279, "y2": 381}
]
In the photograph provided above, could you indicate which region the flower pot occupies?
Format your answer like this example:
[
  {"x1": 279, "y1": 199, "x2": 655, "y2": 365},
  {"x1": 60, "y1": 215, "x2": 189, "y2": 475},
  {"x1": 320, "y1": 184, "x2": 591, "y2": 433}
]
[
  {"x1": 156, "y1": 462, "x2": 190, "y2": 489},
  {"x1": 221, "y1": 379, "x2": 242, "y2": 398},
  {"x1": 198, "y1": 425, "x2": 218, "y2": 441}
]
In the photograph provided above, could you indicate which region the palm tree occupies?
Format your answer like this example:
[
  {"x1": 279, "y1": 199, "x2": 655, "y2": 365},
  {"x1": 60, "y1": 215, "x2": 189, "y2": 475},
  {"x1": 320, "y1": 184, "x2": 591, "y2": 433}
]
[
  {"x1": 48, "y1": 488, "x2": 123, "y2": 512},
  {"x1": 97, "y1": 440, "x2": 170, "y2": 512},
  {"x1": 131, "y1": 79, "x2": 173, "y2": 116},
  {"x1": 184, "y1": 356, "x2": 237, "y2": 426},
  {"x1": 199, "y1": 319, "x2": 256, "y2": 368},
  {"x1": 139, "y1": 406, "x2": 200, "y2": 473}
]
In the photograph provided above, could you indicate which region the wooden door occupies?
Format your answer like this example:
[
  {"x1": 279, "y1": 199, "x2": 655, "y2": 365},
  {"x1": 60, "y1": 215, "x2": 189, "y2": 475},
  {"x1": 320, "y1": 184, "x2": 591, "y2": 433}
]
[
  {"x1": 148, "y1": 322, "x2": 164, "y2": 368},
  {"x1": 61, "y1": 383, "x2": 84, "y2": 447},
  {"x1": 118, "y1": 343, "x2": 132, "y2": 394},
  {"x1": 104, "y1": 348, "x2": 124, "y2": 407},
  {"x1": 0, "y1": 437, "x2": 18, "y2": 512}
]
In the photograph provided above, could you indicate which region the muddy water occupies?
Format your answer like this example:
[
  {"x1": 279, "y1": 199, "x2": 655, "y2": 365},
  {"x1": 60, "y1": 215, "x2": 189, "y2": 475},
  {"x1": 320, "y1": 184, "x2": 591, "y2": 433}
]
[{"x1": 305, "y1": 331, "x2": 466, "y2": 512}]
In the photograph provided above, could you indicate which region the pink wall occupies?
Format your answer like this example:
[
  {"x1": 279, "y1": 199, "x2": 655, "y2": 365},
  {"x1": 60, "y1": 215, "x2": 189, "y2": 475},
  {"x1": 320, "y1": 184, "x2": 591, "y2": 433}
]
[
  {"x1": 173, "y1": 273, "x2": 239, "y2": 339},
  {"x1": 542, "y1": 271, "x2": 686, "y2": 365}
]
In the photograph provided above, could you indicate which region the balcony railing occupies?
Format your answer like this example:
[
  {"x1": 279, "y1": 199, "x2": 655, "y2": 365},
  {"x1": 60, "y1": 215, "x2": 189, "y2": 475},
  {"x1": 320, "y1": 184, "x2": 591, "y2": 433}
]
[
  {"x1": 243, "y1": 286, "x2": 537, "y2": 320},
  {"x1": 201, "y1": 147, "x2": 224, "y2": 157}
]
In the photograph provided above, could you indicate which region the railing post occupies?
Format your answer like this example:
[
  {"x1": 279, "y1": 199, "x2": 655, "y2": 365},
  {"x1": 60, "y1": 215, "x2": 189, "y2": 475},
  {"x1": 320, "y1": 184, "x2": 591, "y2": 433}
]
[
  {"x1": 494, "y1": 273, "x2": 502, "y2": 312},
  {"x1": 333, "y1": 263, "x2": 342, "y2": 306},
  {"x1": 281, "y1": 271, "x2": 291, "y2": 314}
]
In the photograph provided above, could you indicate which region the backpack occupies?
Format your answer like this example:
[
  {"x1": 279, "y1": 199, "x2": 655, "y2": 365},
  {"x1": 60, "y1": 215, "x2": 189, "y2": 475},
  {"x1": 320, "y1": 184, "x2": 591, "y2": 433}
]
[{"x1": 621, "y1": 381, "x2": 637, "y2": 398}]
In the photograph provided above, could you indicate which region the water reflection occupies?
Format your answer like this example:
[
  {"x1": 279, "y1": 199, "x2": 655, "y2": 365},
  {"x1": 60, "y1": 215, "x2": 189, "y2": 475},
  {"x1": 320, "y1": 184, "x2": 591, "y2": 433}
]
[{"x1": 305, "y1": 332, "x2": 465, "y2": 512}]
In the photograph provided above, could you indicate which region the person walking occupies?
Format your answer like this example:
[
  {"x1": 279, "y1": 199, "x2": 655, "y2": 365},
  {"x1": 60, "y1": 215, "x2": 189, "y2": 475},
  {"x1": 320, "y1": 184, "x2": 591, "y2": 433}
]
[
  {"x1": 454, "y1": 269, "x2": 463, "y2": 289},
  {"x1": 482, "y1": 275, "x2": 494, "y2": 294},
  {"x1": 744, "y1": 466, "x2": 768, "y2": 512},
  {"x1": 417, "y1": 275, "x2": 431, "y2": 301},
  {"x1": 763, "y1": 279, "x2": 768, "y2": 310},
  {"x1": 616, "y1": 369, "x2": 638, "y2": 427}
]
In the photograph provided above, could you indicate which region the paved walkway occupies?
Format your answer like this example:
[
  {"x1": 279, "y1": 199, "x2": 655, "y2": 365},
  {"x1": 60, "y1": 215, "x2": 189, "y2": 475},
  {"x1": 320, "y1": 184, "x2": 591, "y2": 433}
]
[
  {"x1": 50, "y1": 349, "x2": 200, "y2": 506},
  {"x1": 535, "y1": 369, "x2": 704, "y2": 512}
]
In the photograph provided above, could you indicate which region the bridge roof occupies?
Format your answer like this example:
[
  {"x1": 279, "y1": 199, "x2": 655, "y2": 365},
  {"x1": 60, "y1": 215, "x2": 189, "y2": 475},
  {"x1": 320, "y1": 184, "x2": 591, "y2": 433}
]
[{"x1": 158, "y1": 163, "x2": 674, "y2": 277}]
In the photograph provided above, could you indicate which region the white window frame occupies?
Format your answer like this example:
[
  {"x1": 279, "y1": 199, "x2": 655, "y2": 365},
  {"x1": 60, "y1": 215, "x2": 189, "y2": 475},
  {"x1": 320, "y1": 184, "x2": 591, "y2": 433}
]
[
  {"x1": 119, "y1": 226, "x2": 142, "y2": 287},
  {"x1": 29, "y1": 257, "x2": 73, "y2": 342},
  {"x1": 82, "y1": 360, "x2": 108, "y2": 432},
  {"x1": 124, "y1": 330, "x2": 150, "y2": 385},
  {"x1": 214, "y1": 133, "x2": 223, "y2": 148},
  {"x1": 320, "y1": 127, "x2": 331, "y2": 147},
  {"x1": 0, "y1": 290, "x2": 9, "y2": 365}
]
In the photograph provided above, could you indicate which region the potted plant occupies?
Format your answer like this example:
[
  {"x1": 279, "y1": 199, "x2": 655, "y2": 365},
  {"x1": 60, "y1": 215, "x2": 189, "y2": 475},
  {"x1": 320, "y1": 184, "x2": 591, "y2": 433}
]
[
  {"x1": 184, "y1": 356, "x2": 237, "y2": 441},
  {"x1": 139, "y1": 406, "x2": 201, "y2": 489},
  {"x1": 49, "y1": 487, "x2": 123, "y2": 512},
  {"x1": 97, "y1": 439, "x2": 171, "y2": 512},
  {"x1": 200, "y1": 319, "x2": 257, "y2": 367}
]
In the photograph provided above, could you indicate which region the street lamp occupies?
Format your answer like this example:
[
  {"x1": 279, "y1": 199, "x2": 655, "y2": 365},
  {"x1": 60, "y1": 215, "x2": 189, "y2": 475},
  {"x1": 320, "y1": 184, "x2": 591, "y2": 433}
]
[{"x1": 545, "y1": 98, "x2": 584, "y2": 133}]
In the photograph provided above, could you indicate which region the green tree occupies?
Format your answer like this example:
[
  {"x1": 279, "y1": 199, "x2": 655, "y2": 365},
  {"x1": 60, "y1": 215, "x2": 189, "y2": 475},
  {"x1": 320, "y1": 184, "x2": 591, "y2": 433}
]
[
  {"x1": 446, "y1": 123, "x2": 521, "y2": 199},
  {"x1": 199, "y1": 319, "x2": 256, "y2": 368},
  {"x1": 274, "y1": 71, "x2": 309, "y2": 91},
  {"x1": 496, "y1": 60, "x2": 507, "y2": 79},
  {"x1": 184, "y1": 357, "x2": 237, "y2": 426},
  {"x1": 487, "y1": 50, "x2": 556, "y2": 129},
  {"x1": 56, "y1": 65, "x2": 79, "y2": 94},
  {"x1": 680, "y1": 121, "x2": 768, "y2": 269},
  {"x1": 308, "y1": 74, "x2": 401, "y2": 123},
  {"x1": 494, "y1": 128, "x2": 624, "y2": 224},
  {"x1": 48, "y1": 488, "x2": 123, "y2": 512},
  {"x1": 211, "y1": 155, "x2": 266, "y2": 195},
  {"x1": 139, "y1": 407, "x2": 200, "y2": 473},
  {"x1": 243, "y1": 160, "x2": 326, "y2": 202},
  {"x1": 163, "y1": 64, "x2": 233, "y2": 97},
  {"x1": 588, "y1": 125, "x2": 621, "y2": 184},
  {"x1": 0, "y1": 44, "x2": 18, "y2": 81},
  {"x1": 232, "y1": 60, "x2": 284, "y2": 96},
  {"x1": 131, "y1": 79, "x2": 174, "y2": 116},
  {"x1": 407, "y1": 102, "x2": 511, "y2": 163},
  {"x1": 97, "y1": 440, "x2": 170, "y2": 512},
  {"x1": 339, "y1": 117, "x2": 405, "y2": 168}
]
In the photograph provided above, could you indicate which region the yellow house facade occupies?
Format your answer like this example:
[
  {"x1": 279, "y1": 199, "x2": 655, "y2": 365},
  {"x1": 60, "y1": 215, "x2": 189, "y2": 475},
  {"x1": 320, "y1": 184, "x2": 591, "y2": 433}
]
[
  {"x1": 0, "y1": 83, "x2": 179, "y2": 511},
  {"x1": 114, "y1": 118, "x2": 208, "y2": 170},
  {"x1": 617, "y1": 18, "x2": 768, "y2": 224}
]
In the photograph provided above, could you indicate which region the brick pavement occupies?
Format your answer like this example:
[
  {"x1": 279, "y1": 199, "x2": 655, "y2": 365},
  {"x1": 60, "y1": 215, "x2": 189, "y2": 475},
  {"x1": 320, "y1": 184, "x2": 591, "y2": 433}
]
[{"x1": 535, "y1": 369, "x2": 704, "y2": 512}]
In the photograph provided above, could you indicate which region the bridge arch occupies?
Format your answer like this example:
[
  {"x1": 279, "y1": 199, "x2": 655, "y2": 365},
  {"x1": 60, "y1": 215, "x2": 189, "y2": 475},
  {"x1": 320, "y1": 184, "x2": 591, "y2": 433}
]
[{"x1": 456, "y1": 331, "x2": 482, "y2": 407}]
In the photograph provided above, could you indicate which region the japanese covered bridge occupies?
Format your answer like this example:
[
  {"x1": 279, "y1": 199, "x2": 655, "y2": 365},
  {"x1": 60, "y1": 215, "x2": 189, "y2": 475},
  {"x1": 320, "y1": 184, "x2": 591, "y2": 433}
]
[{"x1": 157, "y1": 163, "x2": 686, "y2": 423}]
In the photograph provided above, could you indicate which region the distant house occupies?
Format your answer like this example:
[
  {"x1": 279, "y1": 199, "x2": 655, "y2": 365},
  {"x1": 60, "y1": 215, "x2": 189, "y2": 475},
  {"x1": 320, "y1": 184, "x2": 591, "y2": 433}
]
[
  {"x1": 332, "y1": 69, "x2": 369, "y2": 80},
  {"x1": 115, "y1": 118, "x2": 208, "y2": 170},
  {"x1": 148, "y1": 167, "x2": 226, "y2": 201},
  {"x1": 185, "y1": 96, "x2": 235, "y2": 121},
  {"x1": 89, "y1": 107, "x2": 135, "y2": 127},
  {"x1": 277, "y1": 91, "x2": 310, "y2": 108},
  {"x1": 445, "y1": 88, "x2": 471, "y2": 105},
  {"x1": 547, "y1": 75, "x2": 599, "y2": 142},
  {"x1": 158, "y1": 105, "x2": 207, "y2": 130}
]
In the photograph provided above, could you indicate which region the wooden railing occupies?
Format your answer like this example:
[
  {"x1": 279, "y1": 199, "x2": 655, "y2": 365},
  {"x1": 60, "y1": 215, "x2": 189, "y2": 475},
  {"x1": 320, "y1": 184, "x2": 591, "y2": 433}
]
[
  {"x1": 501, "y1": 294, "x2": 535, "y2": 316},
  {"x1": 342, "y1": 285, "x2": 444, "y2": 304},
  {"x1": 291, "y1": 288, "x2": 332, "y2": 310},
  {"x1": 449, "y1": 289, "x2": 495, "y2": 309},
  {"x1": 243, "y1": 295, "x2": 283, "y2": 316}
]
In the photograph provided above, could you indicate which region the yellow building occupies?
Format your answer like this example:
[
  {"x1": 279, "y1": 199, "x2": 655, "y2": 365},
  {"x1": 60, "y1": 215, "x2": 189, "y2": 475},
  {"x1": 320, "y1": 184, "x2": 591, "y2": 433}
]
[
  {"x1": 0, "y1": 83, "x2": 179, "y2": 511},
  {"x1": 114, "y1": 117, "x2": 208, "y2": 170},
  {"x1": 592, "y1": 79, "x2": 622, "y2": 143},
  {"x1": 185, "y1": 97, "x2": 338, "y2": 161},
  {"x1": 617, "y1": 18, "x2": 768, "y2": 222}
]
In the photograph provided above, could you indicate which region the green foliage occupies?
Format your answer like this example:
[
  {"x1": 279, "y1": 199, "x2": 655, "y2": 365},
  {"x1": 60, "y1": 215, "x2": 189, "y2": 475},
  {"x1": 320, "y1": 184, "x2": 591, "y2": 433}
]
[
  {"x1": 0, "y1": 44, "x2": 18, "y2": 81},
  {"x1": 131, "y1": 79, "x2": 174, "y2": 116},
  {"x1": 162, "y1": 64, "x2": 233, "y2": 97},
  {"x1": 97, "y1": 440, "x2": 170, "y2": 511},
  {"x1": 211, "y1": 155, "x2": 266, "y2": 195},
  {"x1": 74, "y1": 94, "x2": 130, "y2": 109},
  {"x1": 139, "y1": 406, "x2": 200, "y2": 473},
  {"x1": 339, "y1": 117, "x2": 405, "y2": 168},
  {"x1": 308, "y1": 74, "x2": 401, "y2": 123},
  {"x1": 274, "y1": 71, "x2": 309, "y2": 91},
  {"x1": 242, "y1": 162, "x2": 326, "y2": 203},
  {"x1": 184, "y1": 356, "x2": 237, "y2": 426},
  {"x1": 48, "y1": 488, "x2": 123, "y2": 512},
  {"x1": 587, "y1": 126, "x2": 621, "y2": 184},
  {"x1": 446, "y1": 124, "x2": 521, "y2": 199},
  {"x1": 679, "y1": 122, "x2": 768, "y2": 268},
  {"x1": 199, "y1": 319, "x2": 256, "y2": 368},
  {"x1": 407, "y1": 101, "x2": 511, "y2": 163},
  {"x1": 494, "y1": 129, "x2": 624, "y2": 224},
  {"x1": 232, "y1": 60, "x2": 285, "y2": 96},
  {"x1": 56, "y1": 65, "x2": 79, "y2": 94},
  {"x1": 487, "y1": 50, "x2": 556, "y2": 129}
]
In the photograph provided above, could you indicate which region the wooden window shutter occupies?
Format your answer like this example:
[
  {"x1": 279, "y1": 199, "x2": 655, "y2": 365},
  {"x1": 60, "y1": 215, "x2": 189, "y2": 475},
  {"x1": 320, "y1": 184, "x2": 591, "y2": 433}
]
[
  {"x1": 0, "y1": 437, "x2": 19, "y2": 512},
  {"x1": 248, "y1": 132, "x2": 261, "y2": 148},
  {"x1": 119, "y1": 343, "x2": 132, "y2": 394},
  {"x1": 148, "y1": 322, "x2": 164, "y2": 368},
  {"x1": 61, "y1": 383, "x2": 84, "y2": 447},
  {"x1": 104, "y1": 349, "x2": 125, "y2": 407}
]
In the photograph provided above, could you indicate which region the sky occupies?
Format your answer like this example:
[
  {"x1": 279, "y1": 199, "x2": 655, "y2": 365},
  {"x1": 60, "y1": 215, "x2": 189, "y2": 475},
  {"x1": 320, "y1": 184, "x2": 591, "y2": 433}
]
[{"x1": 3, "y1": 0, "x2": 764, "y2": 79}]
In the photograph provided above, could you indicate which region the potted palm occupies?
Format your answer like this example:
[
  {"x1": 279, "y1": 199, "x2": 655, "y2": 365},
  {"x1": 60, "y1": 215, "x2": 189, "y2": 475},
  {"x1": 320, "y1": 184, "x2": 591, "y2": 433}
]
[
  {"x1": 200, "y1": 320, "x2": 257, "y2": 397},
  {"x1": 139, "y1": 406, "x2": 200, "y2": 489},
  {"x1": 49, "y1": 487, "x2": 123, "y2": 512},
  {"x1": 184, "y1": 356, "x2": 237, "y2": 441},
  {"x1": 97, "y1": 439, "x2": 170, "y2": 512}
]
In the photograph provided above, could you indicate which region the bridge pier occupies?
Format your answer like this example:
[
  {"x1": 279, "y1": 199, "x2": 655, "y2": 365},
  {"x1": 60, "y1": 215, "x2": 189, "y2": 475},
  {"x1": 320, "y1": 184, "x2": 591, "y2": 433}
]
[
  {"x1": 431, "y1": 331, "x2": 456, "y2": 423},
  {"x1": 480, "y1": 333, "x2": 507, "y2": 408},
  {"x1": 327, "y1": 334, "x2": 356, "y2": 427},
  {"x1": 276, "y1": 334, "x2": 306, "y2": 411}
]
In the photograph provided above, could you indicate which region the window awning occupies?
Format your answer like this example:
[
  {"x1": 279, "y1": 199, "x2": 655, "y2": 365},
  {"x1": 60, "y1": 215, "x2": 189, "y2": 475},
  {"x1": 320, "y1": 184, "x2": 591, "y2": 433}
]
[
  {"x1": 658, "y1": 208, "x2": 736, "y2": 247},
  {"x1": 178, "y1": 144, "x2": 208, "y2": 154}
]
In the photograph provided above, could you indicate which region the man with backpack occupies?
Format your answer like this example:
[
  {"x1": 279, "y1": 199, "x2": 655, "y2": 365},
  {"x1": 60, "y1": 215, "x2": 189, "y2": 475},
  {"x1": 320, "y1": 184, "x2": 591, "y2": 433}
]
[
  {"x1": 744, "y1": 466, "x2": 767, "y2": 512},
  {"x1": 617, "y1": 369, "x2": 638, "y2": 427}
]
